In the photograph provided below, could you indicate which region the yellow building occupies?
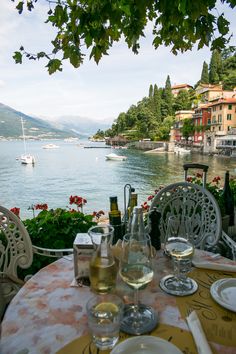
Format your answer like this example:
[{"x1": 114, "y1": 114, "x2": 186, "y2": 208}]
[
  {"x1": 208, "y1": 99, "x2": 236, "y2": 134},
  {"x1": 195, "y1": 83, "x2": 223, "y2": 102}
]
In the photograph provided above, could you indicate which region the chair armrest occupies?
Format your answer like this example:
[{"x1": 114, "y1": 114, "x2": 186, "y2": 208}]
[
  {"x1": 32, "y1": 245, "x2": 73, "y2": 258},
  {"x1": 221, "y1": 230, "x2": 236, "y2": 261}
]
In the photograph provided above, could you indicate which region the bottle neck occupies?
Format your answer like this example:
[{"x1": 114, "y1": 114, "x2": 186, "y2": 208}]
[{"x1": 131, "y1": 208, "x2": 146, "y2": 240}]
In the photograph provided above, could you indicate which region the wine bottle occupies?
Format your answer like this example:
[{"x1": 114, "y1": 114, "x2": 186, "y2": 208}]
[
  {"x1": 148, "y1": 207, "x2": 161, "y2": 250},
  {"x1": 222, "y1": 171, "x2": 235, "y2": 226},
  {"x1": 130, "y1": 206, "x2": 146, "y2": 241},
  {"x1": 127, "y1": 193, "x2": 138, "y2": 232},
  {"x1": 109, "y1": 196, "x2": 124, "y2": 244}
]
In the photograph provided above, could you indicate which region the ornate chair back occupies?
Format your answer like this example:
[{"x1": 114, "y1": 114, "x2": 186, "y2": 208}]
[
  {"x1": 148, "y1": 182, "x2": 222, "y2": 250},
  {"x1": 0, "y1": 206, "x2": 33, "y2": 306}
]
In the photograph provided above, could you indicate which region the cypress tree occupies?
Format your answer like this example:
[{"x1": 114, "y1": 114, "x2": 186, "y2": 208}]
[
  {"x1": 149, "y1": 84, "x2": 153, "y2": 98},
  {"x1": 200, "y1": 61, "x2": 209, "y2": 83},
  {"x1": 161, "y1": 75, "x2": 173, "y2": 117},
  {"x1": 153, "y1": 85, "x2": 162, "y2": 122},
  {"x1": 209, "y1": 50, "x2": 219, "y2": 83}
]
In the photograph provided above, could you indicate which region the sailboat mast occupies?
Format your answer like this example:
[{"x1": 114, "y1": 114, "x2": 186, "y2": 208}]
[{"x1": 21, "y1": 117, "x2": 27, "y2": 154}]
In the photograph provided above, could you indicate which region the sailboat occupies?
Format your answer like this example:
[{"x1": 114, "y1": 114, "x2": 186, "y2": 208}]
[{"x1": 20, "y1": 117, "x2": 36, "y2": 165}]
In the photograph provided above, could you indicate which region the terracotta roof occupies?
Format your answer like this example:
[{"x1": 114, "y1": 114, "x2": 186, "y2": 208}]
[
  {"x1": 208, "y1": 98, "x2": 236, "y2": 107},
  {"x1": 171, "y1": 84, "x2": 193, "y2": 89}
]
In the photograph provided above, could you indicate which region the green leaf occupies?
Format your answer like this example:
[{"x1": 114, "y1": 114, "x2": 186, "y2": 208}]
[
  {"x1": 217, "y1": 15, "x2": 229, "y2": 35},
  {"x1": 46, "y1": 59, "x2": 63, "y2": 74},
  {"x1": 16, "y1": 1, "x2": 23, "y2": 14},
  {"x1": 13, "y1": 51, "x2": 22, "y2": 64}
]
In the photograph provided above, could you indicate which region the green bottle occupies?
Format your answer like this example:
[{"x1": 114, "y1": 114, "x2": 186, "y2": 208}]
[{"x1": 109, "y1": 196, "x2": 124, "y2": 244}]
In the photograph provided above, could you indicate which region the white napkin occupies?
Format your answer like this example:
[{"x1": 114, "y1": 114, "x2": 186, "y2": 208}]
[
  {"x1": 186, "y1": 310, "x2": 213, "y2": 354},
  {"x1": 192, "y1": 249, "x2": 236, "y2": 272}
]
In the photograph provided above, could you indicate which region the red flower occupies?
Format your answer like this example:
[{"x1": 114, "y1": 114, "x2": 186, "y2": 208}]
[
  {"x1": 10, "y1": 207, "x2": 20, "y2": 217},
  {"x1": 147, "y1": 195, "x2": 154, "y2": 201},
  {"x1": 35, "y1": 204, "x2": 48, "y2": 210},
  {"x1": 212, "y1": 176, "x2": 221, "y2": 183},
  {"x1": 196, "y1": 173, "x2": 203, "y2": 178},
  {"x1": 186, "y1": 177, "x2": 193, "y2": 182},
  {"x1": 69, "y1": 195, "x2": 87, "y2": 207}
]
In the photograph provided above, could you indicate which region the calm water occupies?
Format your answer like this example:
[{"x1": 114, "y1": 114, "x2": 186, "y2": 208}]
[{"x1": 1, "y1": 139, "x2": 236, "y2": 219}]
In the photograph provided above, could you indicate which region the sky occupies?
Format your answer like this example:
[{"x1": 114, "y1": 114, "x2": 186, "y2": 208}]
[{"x1": 0, "y1": 1, "x2": 235, "y2": 124}]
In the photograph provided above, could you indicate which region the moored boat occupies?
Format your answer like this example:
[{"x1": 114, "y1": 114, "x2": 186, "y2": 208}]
[
  {"x1": 42, "y1": 143, "x2": 60, "y2": 149},
  {"x1": 105, "y1": 153, "x2": 127, "y2": 161}
]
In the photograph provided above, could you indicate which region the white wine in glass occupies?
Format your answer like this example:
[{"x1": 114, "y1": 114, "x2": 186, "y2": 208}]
[
  {"x1": 160, "y1": 216, "x2": 198, "y2": 296},
  {"x1": 119, "y1": 233, "x2": 158, "y2": 335}
]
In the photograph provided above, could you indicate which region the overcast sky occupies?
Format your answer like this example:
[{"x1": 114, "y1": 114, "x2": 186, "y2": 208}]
[{"x1": 0, "y1": 1, "x2": 235, "y2": 123}]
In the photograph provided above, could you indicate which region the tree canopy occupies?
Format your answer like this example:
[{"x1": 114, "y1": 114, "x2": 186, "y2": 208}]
[{"x1": 12, "y1": 0, "x2": 236, "y2": 74}]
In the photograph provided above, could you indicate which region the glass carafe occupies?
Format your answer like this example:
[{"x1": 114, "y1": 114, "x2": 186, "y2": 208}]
[{"x1": 88, "y1": 224, "x2": 117, "y2": 294}]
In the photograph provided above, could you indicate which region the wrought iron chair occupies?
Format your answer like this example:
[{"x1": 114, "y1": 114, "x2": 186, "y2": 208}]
[
  {"x1": 148, "y1": 181, "x2": 222, "y2": 251},
  {"x1": 0, "y1": 205, "x2": 73, "y2": 315}
]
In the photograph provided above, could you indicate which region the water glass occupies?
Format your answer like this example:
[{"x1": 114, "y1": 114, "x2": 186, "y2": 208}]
[{"x1": 86, "y1": 294, "x2": 124, "y2": 350}]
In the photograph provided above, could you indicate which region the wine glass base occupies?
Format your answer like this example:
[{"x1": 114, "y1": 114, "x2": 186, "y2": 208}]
[
  {"x1": 160, "y1": 275, "x2": 198, "y2": 296},
  {"x1": 120, "y1": 303, "x2": 158, "y2": 335}
]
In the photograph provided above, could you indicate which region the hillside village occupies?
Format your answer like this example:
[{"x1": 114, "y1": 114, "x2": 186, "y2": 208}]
[{"x1": 170, "y1": 82, "x2": 236, "y2": 156}]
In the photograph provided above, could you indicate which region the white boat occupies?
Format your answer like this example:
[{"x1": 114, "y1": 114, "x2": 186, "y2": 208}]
[
  {"x1": 42, "y1": 143, "x2": 60, "y2": 149},
  {"x1": 64, "y1": 137, "x2": 79, "y2": 143},
  {"x1": 174, "y1": 146, "x2": 191, "y2": 154},
  {"x1": 105, "y1": 153, "x2": 127, "y2": 161},
  {"x1": 20, "y1": 117, "x2": 36, "y2": 165}
]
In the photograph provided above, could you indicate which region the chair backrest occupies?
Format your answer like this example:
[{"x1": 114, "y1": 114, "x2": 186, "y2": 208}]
[
  {"x1": 148, "y1": 182, "x2": 222, "y2": 250},
  {"x1": 0, "y1": 206, "x2": 33, "y2": 303}
]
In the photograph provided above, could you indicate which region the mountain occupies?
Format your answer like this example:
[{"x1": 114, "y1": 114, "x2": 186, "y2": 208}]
[
  {"x1": 0, "y1": 103, "x2": 93, "y2": 139},
  {"x1": 47, "y1": 115, "x2": 112, "y2": 136}
]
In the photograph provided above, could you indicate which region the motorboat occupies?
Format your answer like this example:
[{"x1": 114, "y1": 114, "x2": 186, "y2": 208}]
[
  {"x1": 174, "y1": 146, "x2": 191, "y2": 154},
  {"x1": 20, "y1": 117, "x2": 36, "y2": 165},
  {"x1": 21, "y1": 154, "x2": 36, "y2": 165},
  {"x1": 105, "y1": 153, "x2": 127, "y2": 161},
  {"x1": 42, "y1": 143, "x2": 60, "y2": 149}
]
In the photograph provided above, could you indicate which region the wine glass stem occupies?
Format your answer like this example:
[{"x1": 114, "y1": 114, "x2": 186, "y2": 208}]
[
  {"x1": 132, "y1": 288, "x2": 142, "y2": 325},
  {"x1": 173, "y1": 258, "x2": 181, "y2": 281}
]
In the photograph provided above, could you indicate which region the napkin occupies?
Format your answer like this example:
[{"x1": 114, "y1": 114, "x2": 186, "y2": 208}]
[
  {"x1": 192, "y1": 249, "x2": 236, "y2": 272},
  {"x1": 186, "y1": 310, "x2": 213, "y2": 354}
]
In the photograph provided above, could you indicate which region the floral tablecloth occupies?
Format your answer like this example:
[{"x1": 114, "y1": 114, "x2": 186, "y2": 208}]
[{"x1": 0, "y1": 251, "x2": 235, "y2": 354}]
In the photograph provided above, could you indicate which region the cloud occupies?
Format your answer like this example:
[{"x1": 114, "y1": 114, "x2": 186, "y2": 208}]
[{"x1": 0, "y1": 2, "x2": 235, "y2": 122}]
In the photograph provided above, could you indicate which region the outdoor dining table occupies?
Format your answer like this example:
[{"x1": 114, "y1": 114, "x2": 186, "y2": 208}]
[{"x1": 0, "y1": 249, "x2": 235, "y2": 354}]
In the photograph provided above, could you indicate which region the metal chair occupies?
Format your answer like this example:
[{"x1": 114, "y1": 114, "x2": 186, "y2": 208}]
[
  {"x1": 148, "y1": 181, "x2": 222, "y2": 250},
  {"x1": 0, "y1": 205, "x2": 73, "y2": 313}
]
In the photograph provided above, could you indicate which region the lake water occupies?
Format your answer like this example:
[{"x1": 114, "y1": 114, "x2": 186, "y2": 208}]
[{"x1": 1, "y1": 139, "x2": 236, "y2": 219}]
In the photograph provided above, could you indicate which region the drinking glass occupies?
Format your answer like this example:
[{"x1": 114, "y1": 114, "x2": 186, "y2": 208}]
[
  {"x1": 86, "y1": 293, "x2": 124, "y2": 350},
  {"x1": 160, "y1": 215, "x2": 198, "y2": 296},
  {"x1": 119, "y1": 233, "x2": 158, "y2": 335}
]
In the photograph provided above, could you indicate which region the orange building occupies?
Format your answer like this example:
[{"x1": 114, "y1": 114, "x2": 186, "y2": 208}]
[
  {"x1": 208, "y1": 98, "x2": 236, "y2": 134},
  {"x1": 171, "y1": 84, "x2": 193, "y2": 97}
]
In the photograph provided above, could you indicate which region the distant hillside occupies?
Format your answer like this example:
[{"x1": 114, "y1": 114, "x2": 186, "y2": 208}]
[
  {"x1": 48, "y1": 115, "x2": 112, "y2": 136},
  {"x1": 0, "y1": 103, "x2": 79, "y2": 139}
]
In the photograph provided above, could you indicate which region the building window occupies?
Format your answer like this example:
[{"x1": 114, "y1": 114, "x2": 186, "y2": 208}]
[
  {"x1": 200, "y1": 118, "x2": 202, "y2": 125},
  {"x1": 208, "y1": 118, "x2": 211, "y2": 125},
  {"x1": 220, "y1": 105, "x2": 222, "y2": 110},
  {"x1": 212, "y1": 115, "x2": 216, "y2": 123},
  {"x1": 213, "y1": 106, "x2": 216, "y2": 112},
  {"x1": 219, "y1": 126, "x2": 221, "y2": 131},
  {"x1": 228, "y1": 126, "x2": 232, "y2": 131},
  {"x1": 227, "y1": 114, "x2": 232, "y2": 120},
  {"x1": 218, "y1": 114, "x2": 222, "y2": 122},
  {"x1": 228, "y1": 104, "x2": 232, "y2": 110}
]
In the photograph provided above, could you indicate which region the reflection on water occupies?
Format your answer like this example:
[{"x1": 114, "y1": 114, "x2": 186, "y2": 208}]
[{"x1": 1, "y1": 140, "x2": 236, "y2": 219}]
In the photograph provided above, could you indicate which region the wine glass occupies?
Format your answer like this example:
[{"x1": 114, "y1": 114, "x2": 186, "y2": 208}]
[
  {"x1": 119, "y1": 233, "x2": 158, "y2": 335},
  {"x1": 160, "y1": 215, "x2": 198, "y2": 296}
]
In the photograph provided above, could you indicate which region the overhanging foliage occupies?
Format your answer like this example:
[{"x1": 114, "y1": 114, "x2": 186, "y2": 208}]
[{"x1": 12, "y1": 0, "x2": 236, "y2": 74}]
